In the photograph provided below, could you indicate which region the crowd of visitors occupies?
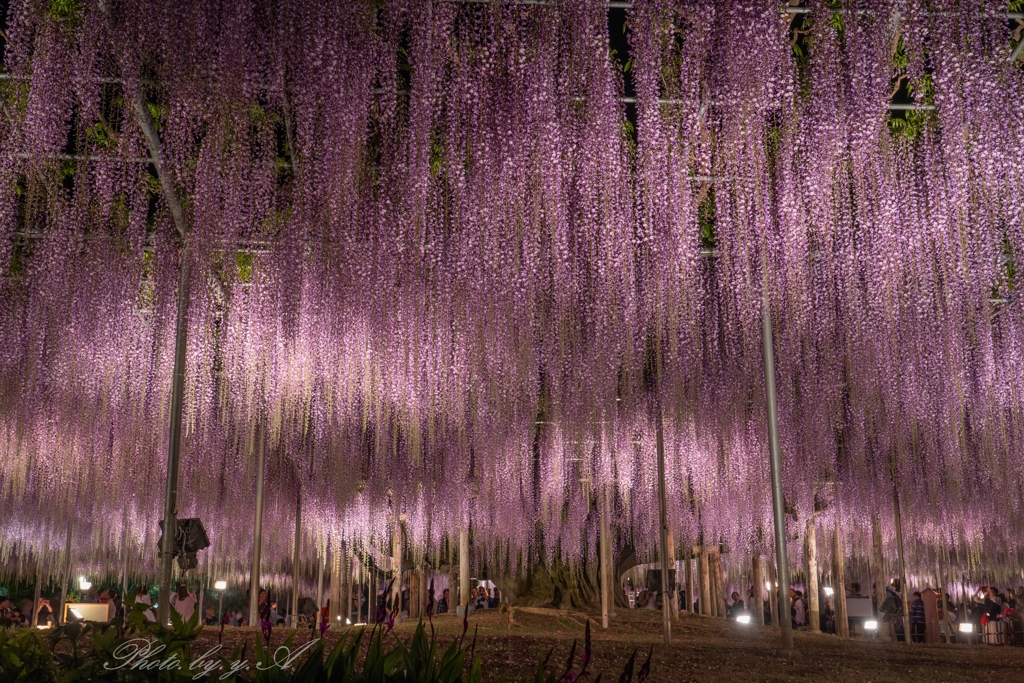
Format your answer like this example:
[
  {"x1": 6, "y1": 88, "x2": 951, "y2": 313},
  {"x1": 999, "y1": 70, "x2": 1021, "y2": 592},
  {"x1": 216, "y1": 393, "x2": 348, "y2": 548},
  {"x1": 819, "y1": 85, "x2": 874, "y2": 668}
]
[{"x1": 624, "y1": 571, "x2": 1023, "y2": 645}]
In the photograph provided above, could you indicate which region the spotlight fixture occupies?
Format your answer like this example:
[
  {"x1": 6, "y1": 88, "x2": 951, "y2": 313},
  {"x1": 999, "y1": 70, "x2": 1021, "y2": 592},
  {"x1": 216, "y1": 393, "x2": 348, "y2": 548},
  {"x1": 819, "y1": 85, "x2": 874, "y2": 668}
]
[
  {"x1": 865, "y1": 620, "x2": 878, "y2": 630},
  {"x1": 214, "y1": 580, "x2": 227, "y2": 590},
  {"x1": 736, "y1": 614, "x2": 752, "y2": 624},
  {"x1": 78, "y1": 577, "x2": 91, "y2": 590},
  {"x1": 959, "y1": 623, "x2": 974, "y2": 633},
  {"x1": 824, "y1": 587, "x2": 834, "y2": 596}
]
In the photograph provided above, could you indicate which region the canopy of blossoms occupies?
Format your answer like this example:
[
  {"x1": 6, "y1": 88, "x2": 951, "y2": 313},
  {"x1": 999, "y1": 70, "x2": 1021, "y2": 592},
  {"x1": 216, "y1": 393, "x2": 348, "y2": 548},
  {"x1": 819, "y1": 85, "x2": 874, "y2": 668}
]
[{"x1": 0, "y1": 0, "x2": 1021, "y2": 594}]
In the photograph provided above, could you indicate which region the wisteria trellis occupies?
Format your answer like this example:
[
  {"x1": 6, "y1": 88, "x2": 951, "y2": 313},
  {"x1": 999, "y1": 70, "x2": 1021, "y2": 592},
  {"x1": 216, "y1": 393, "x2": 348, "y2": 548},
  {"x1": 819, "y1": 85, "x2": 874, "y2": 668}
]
[{"x1": 0, "y1": 0, "x2": 1022, "y2": 594}]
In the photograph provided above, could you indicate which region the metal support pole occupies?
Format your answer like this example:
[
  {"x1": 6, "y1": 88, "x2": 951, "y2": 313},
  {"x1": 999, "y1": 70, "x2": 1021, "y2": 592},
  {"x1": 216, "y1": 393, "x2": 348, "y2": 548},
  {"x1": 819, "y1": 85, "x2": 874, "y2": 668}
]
[
  {"x1": 58, "y1": 519, "x2": 72, "y2": 626},
  {"x1": 392, "y1": 523, "x2": 403, "y2": 623},
  {"x1": 121, "y1": 521, "x2": 130, "y2": 607},
  {"x1": 32, "y1": 570, "x2": 42, "y2": 628},
  {"x1": 600, "y1": 490, "x2": 611, "y2": 629},
  {"x1": 248, "y1": 428, "x2": 267, "y2": 624},
  {"x1": 667, "y1": 530, "x2": 679, "y2": 621},
  {"x1": 316, "y1": 552, "x2": 324, "y2": 614},
  {"x1": 157, "y1": 255, "x2": 192, "y2": 626},
  {"x1": 893, "y1": 484, "x2": 911, "y2": 644},
  {"x1": 459, "y1": 529, "x2": 470, "y2": 609},
  {"x1": 761, "y1": 297, "x2": 795, "y2": 653},
  {"x1": 654, "y1": 395, "x2": 671, "y2": 645},
  {"x1": 871, "y1": 514, "x2": 886, "y2": 620},
  {"x1": 833, "y1": 518, "x2": 849, "y2": 638},
  {"x1": 218, "y1": 589, "x2": 224, "y2": 624},
  {"x1": 806, "y1": 520, "x2": 820, "y2": 633},
  {"x1": 752, "y1": 555, "x2": 764, "y2": 625},
  {"x1": 290, "y1": 490, "x2": 302, "y2": 627}
]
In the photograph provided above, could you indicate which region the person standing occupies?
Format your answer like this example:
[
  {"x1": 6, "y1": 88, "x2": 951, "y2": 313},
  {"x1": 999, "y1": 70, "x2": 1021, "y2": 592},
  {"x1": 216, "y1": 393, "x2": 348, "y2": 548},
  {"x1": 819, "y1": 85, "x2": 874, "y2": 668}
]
[
  {"x1": 170, "y1": 583, "x2": 198, "y2": 623},
  {"x1": 793, "y1": 591, "x2": 807, "y2": 628},
  {"x1": 726, "y1": 591, "x2": 745, "y2": 619},
  {"x1": 910, "y1": 591, "x2": 926, "y2": 643}
]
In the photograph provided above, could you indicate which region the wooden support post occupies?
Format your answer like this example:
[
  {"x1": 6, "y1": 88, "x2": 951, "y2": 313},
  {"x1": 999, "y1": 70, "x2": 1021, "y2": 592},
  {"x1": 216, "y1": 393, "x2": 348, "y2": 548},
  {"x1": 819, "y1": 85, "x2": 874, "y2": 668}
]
[
  {"x1": 699, "y1": 550, "x2": 711, "y2": 616},
  {"x1": 938, "y1": 556, "x2": 950, "y2": 643},
  {"x1": 409, "y1": 568, "x2": 420, "y2": 620},
  {"x1": 752, "y1": 555, "x2": 764, "y2": 625},
  {"x1": 893, "y1": 485, "x2": 911, "y2": 644},
  {"x1": 684, "y1": 554, "x2": 694, "y2": 614},
  {"x1": 368, "y1": 569, "x2": 377, "y2": 624},
  {"x1": 667, "y1": 530, "x2": 679, "y2": 621},
  {"x1": 459, "y1": 529, "x2": 470, "y2": 609},
  {"x1": 833, "y1": 522, "x2": 849, "y2": 638},
  {"x1": 420, "y1": 563, "x2": 428, "y2": 620},
  {"x1": 806, "y1": 520, "x2": 820, "y2": 632},
  {"x1": 329, "y1": 544, "x2": 341, "y2": 627},
  {"x1": 871, "y1": 514, "x2": 885, "y2": 618},
  {"x1": 767, "y1": 561, "x2": 779, "y2": 628},
  {"x1": 248, "y1": 429, "x2": 267, "y2": 626},
  {"x1": 316, "y1": 552, "x2": 324, "y2": 615},
  {"x1": 392, "y1": 524, "x2": 403, "y2": 623},
  {"x1": 58, "y1": 519, "x2": 72, "y2": 626},
  {"x1": 290, "y1": 491, "x2": 302, "y2": 627},
  {"x1": 712, "y1": 551, "x2": 727, "y2": 618}
]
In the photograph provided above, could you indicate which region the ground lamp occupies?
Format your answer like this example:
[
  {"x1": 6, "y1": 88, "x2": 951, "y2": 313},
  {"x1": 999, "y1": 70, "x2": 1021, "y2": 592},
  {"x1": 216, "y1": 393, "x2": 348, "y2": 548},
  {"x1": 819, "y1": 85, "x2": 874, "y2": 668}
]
[{"x1": 214, "y1": 580, "x2": 227, "y2": 621}]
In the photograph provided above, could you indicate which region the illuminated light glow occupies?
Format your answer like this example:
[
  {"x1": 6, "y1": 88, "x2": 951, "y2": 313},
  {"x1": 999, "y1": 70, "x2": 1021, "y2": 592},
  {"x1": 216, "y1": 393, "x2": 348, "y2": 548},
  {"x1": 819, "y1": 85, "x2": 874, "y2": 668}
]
[
  {"x1": 865, "y1": 620, "x2": 878, "y2": 630},
  {"x1": 824, "y1": 587, "x2": 834, "y2": 596},
  {"x1": 214, "y1": 581, "x2": 227, "y2": 591},
  {"x1": 959, "y1": 623, "x2": 974, "y2": 634},
  {"x1": 78, "y1": 578, "x2": 91, "y2": 590},
  {"x1": 736, "y1": 614, "x2": 752, "y2": 625}
]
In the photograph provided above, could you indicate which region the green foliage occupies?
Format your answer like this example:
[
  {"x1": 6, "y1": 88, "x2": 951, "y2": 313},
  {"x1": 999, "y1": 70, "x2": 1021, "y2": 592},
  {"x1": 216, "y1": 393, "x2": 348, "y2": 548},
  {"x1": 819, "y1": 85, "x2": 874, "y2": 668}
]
[
  {"x1": 0, "y1": 627, "x2": 57, "y2": 682},
  {"x1": 698, "y1": 186, "x2": 716, "y2": 249},
  {"x1": 48, "y1": 0, "x2": 81, "y2": 25},
  {"x1": 236, "y1": 251, "x2": 256, "y2": 283}
]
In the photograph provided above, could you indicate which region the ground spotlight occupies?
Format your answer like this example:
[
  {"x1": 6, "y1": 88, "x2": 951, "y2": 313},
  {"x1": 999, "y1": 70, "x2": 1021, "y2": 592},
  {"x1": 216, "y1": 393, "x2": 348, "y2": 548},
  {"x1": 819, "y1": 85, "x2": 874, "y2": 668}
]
[
  {"x1": 214, "y1": 580, "x2": 227, "y2": 590},
  {"x1": 824, "y1": 586, "x2": 834, "y2": 596},
  {"x1": 865, "y1": 620, "x2": 877, "y2": 630},
  {"x1": 959, "y1": 623, "x2": 974, "y2": 633},
  {"x1": 736, "y1": 614, "x2": 752, "y2": 625}
]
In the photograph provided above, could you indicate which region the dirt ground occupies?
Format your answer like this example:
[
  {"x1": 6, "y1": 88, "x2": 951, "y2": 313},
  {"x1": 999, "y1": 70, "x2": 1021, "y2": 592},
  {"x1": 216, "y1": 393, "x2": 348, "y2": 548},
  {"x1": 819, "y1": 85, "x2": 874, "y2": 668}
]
[{"x1": 195, "y1": 608, "x2": 1024, "y2": 683}]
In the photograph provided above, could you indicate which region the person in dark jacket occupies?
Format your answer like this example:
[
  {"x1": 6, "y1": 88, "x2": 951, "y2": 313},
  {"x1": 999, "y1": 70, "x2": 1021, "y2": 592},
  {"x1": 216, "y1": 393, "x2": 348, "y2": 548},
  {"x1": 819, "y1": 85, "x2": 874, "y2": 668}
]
[
  {"x1": 436, "y1": 588, "x2": 449, "y2": 614},
  {"x1": 910, "y1": 592, "x2": 926, "y2": 643},
  {"x1": 726, "y1": 592, "x2": 745, "y2": 619}
]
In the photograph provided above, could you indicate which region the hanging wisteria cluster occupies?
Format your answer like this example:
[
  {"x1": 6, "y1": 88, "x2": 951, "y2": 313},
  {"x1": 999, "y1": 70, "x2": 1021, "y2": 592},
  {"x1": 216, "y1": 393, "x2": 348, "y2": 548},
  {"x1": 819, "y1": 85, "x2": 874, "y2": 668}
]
[{"x1": 0, "y1": 0, "x2": 1022, "y2": 595}]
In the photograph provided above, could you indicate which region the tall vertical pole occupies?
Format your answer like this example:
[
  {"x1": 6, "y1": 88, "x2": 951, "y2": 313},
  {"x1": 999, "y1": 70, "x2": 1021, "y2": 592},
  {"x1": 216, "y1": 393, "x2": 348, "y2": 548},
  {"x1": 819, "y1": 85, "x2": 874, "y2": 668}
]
[
  {"x1": 459, "y1": 529, "x2": 470, "y2": 609},
  {"x1": 938, "y1": 555, "x2": 950, "y2": 643},
  {"x1": 698, "y1": 549, "x2": 711, "y2": 616},
  {"x1": 248, "y1": 428, "x2": 267, "y2": 624},
  {"x1": 893, "y1": 484, "x2": 911, "y2": 644},
  {"x1": 392, "y1": 522, "x2": 402, "y2": 623},
  {"x1": 833, "y1": 518, "x2": 849, "y2": 638},
  {"x1": 667, "y1": 530, "x2": 679, "y2": 621},
  {"x1": 58, "y1": 519, "x2": 73, "y2": 625},
  {"x1": 316, "y1": 552, "x2": 324, "y2": 613},
  {"x1": 806, "y1": 520, "x2": 820, "y2": 632},
  {"x1": 752, "y1": 555, "x2": 764, "y2": 625},
  {"x1": 600, "y1": 490, "x2": 611, "y2": 629},
  {"x1": 158, "y1": 255, "x2": 191, "y2": 626},
  {"x1": 654, "y1": 394, "x2": 671, "y2": 645},
  {"x1": 684, "y1": 553, "x2": 693, "y2": 614},
  {"x1": 121, "y1": 520, "x2": 130, "y2": 607},
  {"x1": 32, "y1": 569, "x2": 42, "y2": 628},
  {"x1": 871, "y1": 514, "x2": 886, "y2": 618},
  {"x1": 761, "y1": 297, "x2": 794, "y2": 652},
  {"x1": 290, "y1": 490, "x2": 302, "y2": 627}
]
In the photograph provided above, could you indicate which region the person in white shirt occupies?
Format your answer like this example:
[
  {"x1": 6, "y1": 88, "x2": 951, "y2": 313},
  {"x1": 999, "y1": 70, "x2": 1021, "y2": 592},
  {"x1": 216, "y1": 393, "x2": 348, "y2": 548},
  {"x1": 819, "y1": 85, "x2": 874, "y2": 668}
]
[
  {"x1": 134, "y1": 585, "x2": 156, "y2": 622},
  {"x1": 169, "y1": 583, "x2": 198, "y2": 623}
]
